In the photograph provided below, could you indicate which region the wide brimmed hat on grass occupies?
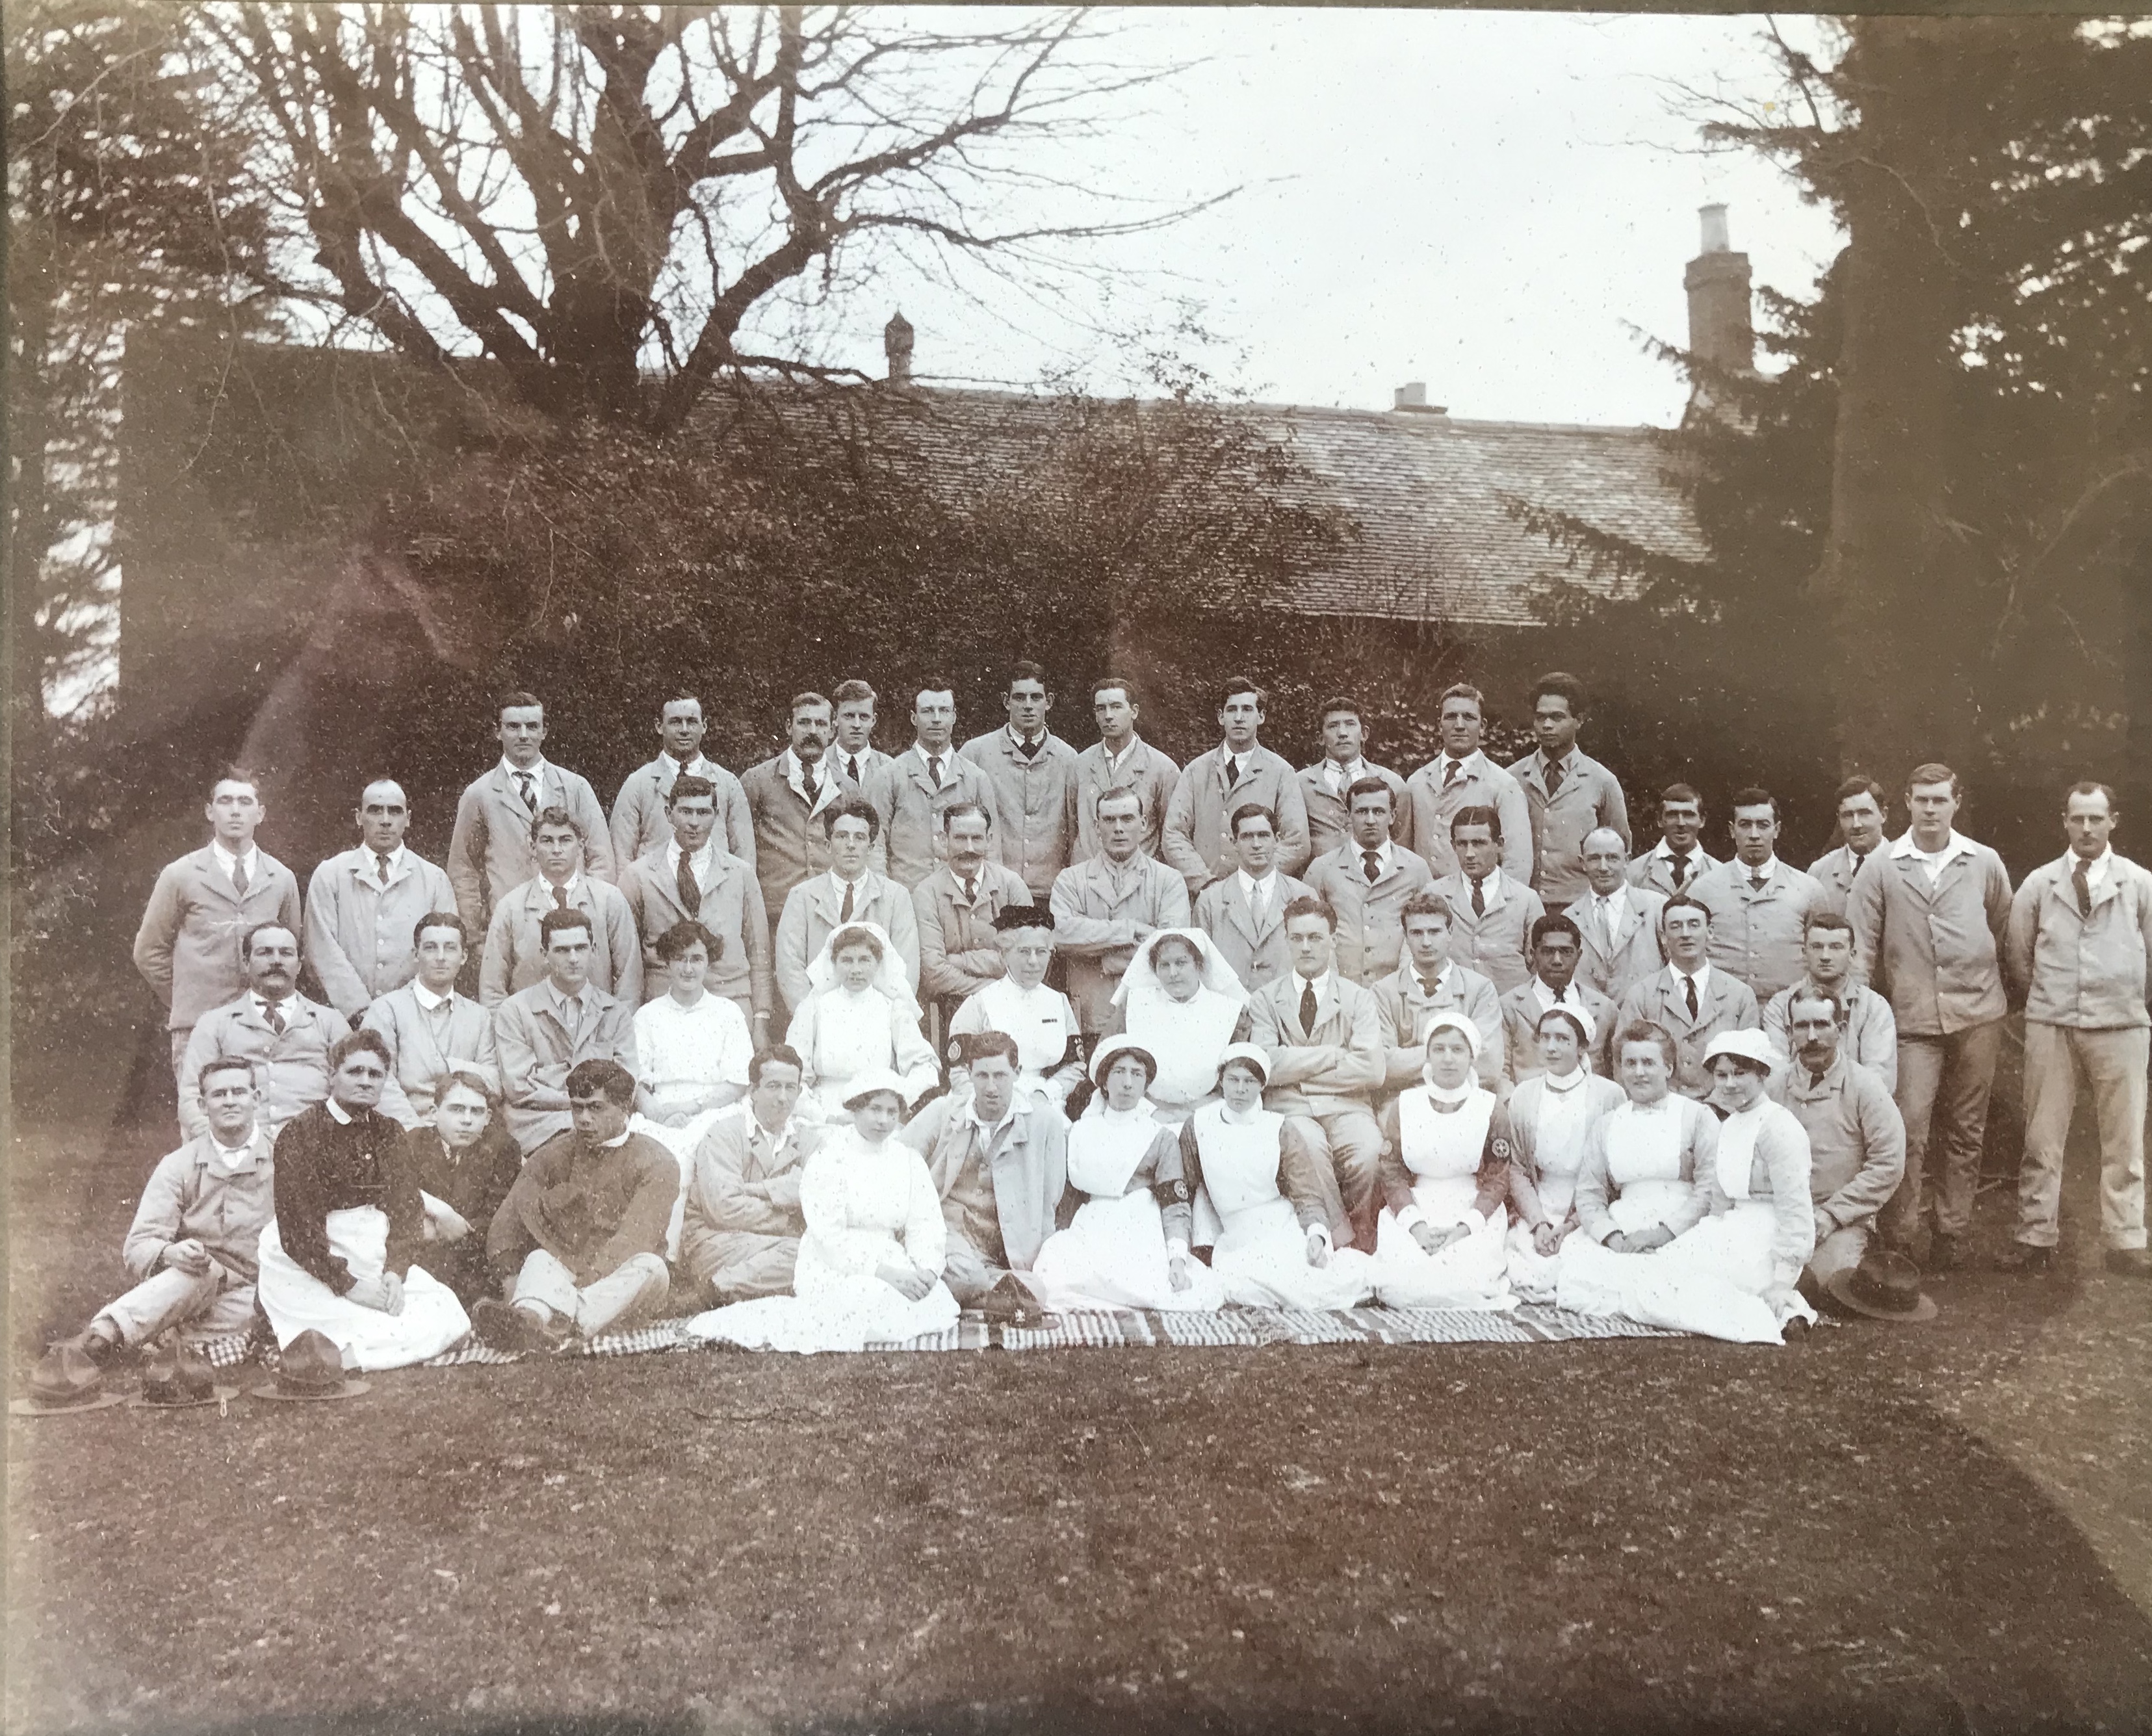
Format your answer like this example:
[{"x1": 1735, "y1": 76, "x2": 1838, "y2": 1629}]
[
  {"x1": 254, "y1": 1329, "x2": 371, "y2": 1401},
  {"x1": 1823, "y1": 1246, "x2": 1938, "y2": 1324},
  {"x1": 12, "y1": 1343, "x2": 126, "y2": 1415}
]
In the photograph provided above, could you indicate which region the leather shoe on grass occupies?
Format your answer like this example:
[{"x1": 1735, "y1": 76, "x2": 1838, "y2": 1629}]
[
  {"x1": 2103, "y1": 1247, "x2": 2152, "y2": 1278},
  {"x1": 1994, "y1": 1243, "x2": 2056, "y2": 1275},
  {"x1": 472, "y1": 1298, "x2": 568, "y2": 1354}
]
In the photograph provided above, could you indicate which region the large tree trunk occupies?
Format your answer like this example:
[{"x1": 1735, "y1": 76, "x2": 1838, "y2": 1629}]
[{"x1": 1812, "y1": 19, "x2": 1979, "y2": 788}]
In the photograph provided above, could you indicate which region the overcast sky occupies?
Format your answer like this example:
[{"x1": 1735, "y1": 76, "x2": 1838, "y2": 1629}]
[{"x1": 799, "y1": 8, "x2": 1847, "y2": 427}]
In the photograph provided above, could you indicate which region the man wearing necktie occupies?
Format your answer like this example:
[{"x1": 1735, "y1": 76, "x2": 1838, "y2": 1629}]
[
  {"x1": 961, "y1": 662, "x2": 1083, "y2": 901},
  {"x1": 1573, "y1": 827, "x2": 1668, "y2": 1004},
  {"x1": 1506, "y1": 671, "x2": 1631, "y2": 911},
  {"x1": 1808, "y1": 775, "x2": 1893, "y2": 915},
  {"x1": 1401, "y1": 683, "x2": 1532, "y2": 883},
  {"x1": 1192, "y1": 803, "x2": 1313, "y2": 996},
  {"x1": 916, "y1": 801, "x2": 1035, "y2": 1022},
  {"x1": 866, "y1": 680, "x2": 1006, "y2": 889},
  {"x1": 1297, "y1": 697, "x2": 1410, "y2": 861},
  {"x1": 617, "y1": 775, "x2": 773, "y2": 1031},
  {"x1": 1690, "y1": 788, "x2": 1828, "y2": 1000},
  {"x1": 1304, "y1": 776, "x2": 1434, "y2": 986},
  {"x1": 361, "y1": 912, "x2": 498, "y2": 1127},
  {"x1": 1612, "y1": 894, "x2": 1759, "y2": 1099},
  {"x1": 1244, "y1": 896, "x2": 1388, "y2": 1251},
  {"x1": 608, "y1": 693, "x2": 757, "y2": 868},
  {"x1": 1373, "y1": 890, "x2": 1507, "y2": 1095},
  {"x1": 1429, "y1": 807, "x2": 1546, "y2": 994},
  {"x1": 447, "y1": 691, "x2": 616, "y2": 938},
  {"x1": 479, "y1": 806, "x2": 642, "y2": 1008},
  {"x1": 1052, "y1": 788, "x2": 1193, "y2": 1039},
  {"x1": 772, "y1": 797, "x2": 921, "y2": 1015},
  {"x1": 304, "y1": 778, "x2": 458, "y2": 1022},
  {"x1": 831, "y1": 679, "x2": 896, "y2": 792},
  {"x1": 2001, "y1": 781, "x2": 2152, "y2": 1277},
  {"x1": 1627, "y1": 783, "x2": 1722, "y2": 898},
  {"x1": 1160, "y1": 677, "x2": 1312, "y2": 898},
  {"x1": 491, "y1": 908, "x2": 641, "y2": 1152},
  {"x1": 1497, "y1": 913, "x2": 1619, "y2": 1084},
  {"x1": 177, "y1": 922, "x2": 352, "y2": 1141}
]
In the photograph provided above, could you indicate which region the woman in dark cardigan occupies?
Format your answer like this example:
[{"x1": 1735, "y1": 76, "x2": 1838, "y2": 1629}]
[{"x1": 406, "y1": 1069, "x2": 525, "y2": 1305}]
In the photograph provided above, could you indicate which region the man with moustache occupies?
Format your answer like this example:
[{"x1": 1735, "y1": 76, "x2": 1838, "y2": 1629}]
[
  {"x1": 741, "y1": 692, "x2": 881, "y2": 937},
  {"x1": 1074, "y1": 677, "x2": 1180, "y2": 862},
  {"x1": 915, "y1": 803, "x2": 1035, "y2": 1028},
  {"x1": 609, "y1": 693, "x2": 756, "y2": 868},
  {"x1": 1772, "y1": 987, "x2": 1906, "y2": 1293},
  {"x1": 178, "y1": 923, "x2": 353, "y2": 1141},
  {"x1": 304, "y1": 778, "x2": 459, "y2": 1022}
]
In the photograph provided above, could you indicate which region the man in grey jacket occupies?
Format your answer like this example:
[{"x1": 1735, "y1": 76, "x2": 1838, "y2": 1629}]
[{"x1": 304, "y1": 779, "x2": 458, "y2": 1020}]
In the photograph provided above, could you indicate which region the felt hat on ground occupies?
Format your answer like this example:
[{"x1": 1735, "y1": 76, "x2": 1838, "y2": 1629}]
[
  {"x1": 253, "y1": 1330, "x2": 370, "y2": 1401},
  {"x1": 135, "y1": 1341, "x2": 237, "y2": 1409},
  {"x1": 1822, "y1": 1247, "x2": 1938, "y2": 1324},
  {"x1": 12, "y1": 1343, "x2": 126, "y2": 1415}
]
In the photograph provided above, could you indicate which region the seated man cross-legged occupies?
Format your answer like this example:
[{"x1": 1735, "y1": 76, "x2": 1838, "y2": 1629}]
[
  {"x1": 679, "y1": 1044, "x2": 825, "y2": 1308},
  {"x1": 475, "y1": 1060, "x2": 678, "y2": 1353}
]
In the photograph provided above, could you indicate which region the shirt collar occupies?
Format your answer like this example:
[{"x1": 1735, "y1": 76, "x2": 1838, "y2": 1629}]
[
  {"x1": 206, "y1": 1130, "x2": 263, "y2": 1171},
  {"x1": 749, "y1": 1112, "x2": 794, "y2": 1146},
  {"x1": 1323, "y1": 755, "x2": 1369, "y2": 791},
  {"x1": 1102, "y1": 736, "x2": 1141, "y2": 771},
  {"x1": 255, "y1": 991, "x2": 294, "y2": 1016},
  {"x1": 783, "y1": 747, "x2": 834, "y2": 784},
  {"x1": 664, "y1": 751, "x2": 703, "y2": 777},
  {"x1": 1295, "y1": 970, "x2": 1340, "y2": 1016},
  {"x1": 357, "y1": 843, "x2": 406, "y2": 872},
  {"x1": 1739, "y1": 855, "x2": 1780, "y2": 883},
  {"x1": 1540, "y1": 747, "x2": 1578, "y2": 775},
  {"x1": 412, "y1": 981, "x2": 452, "y2": 1012},
  {"x1": 968, "y1": 1099, "x2": 1024, "y2": 1141},
  {"x1": 1006, "y1": 725, "x2": 1047, "y2": 751},
  {"x1": 912, "y1": 742, "x2": 950, "y2": 768},
  {"x1": 325, "y1": 1098, "x2": 354, "y2": 1125},
  {"x1": 211, "y1": 840, "x2": 259, "y2": 875},
  {"x1": 1530, "y1": 978, "x2": 1575, "y2": 1011},
  {"x1": 1892, "y1": 830, "x2": 1977, "y2": 865},
  {"x1": 545, "y1": 978, "x2": 587, "y2": 1018},
  {"x1": 539, "y1": 872, "x2": 582, "y2": 901},
  {"x1": 500, "y1": 755, "x2": 549, "y2": 783},
  {"x1": 827, "y1": 866, "x2": 869, "y2": 894},
  {"x1": 597, "y1": 1128, "x2": 632, "y2": 1149},
  {"x1": 1238, "y1": 868, "x2": 1278, "y2": 900},
  {"x1": 1408, "y1": 959, "x2": 1455, "y2": 996},
  {"x1": 2071, "y1": 847, "x2": 2114, "y2": 883},
  {"x1": 666, "y1": 836, "x2": 715, "y2": 874},
  {"x1": 1670, "y1": 960, "x2": 1713, "y2": 992}
]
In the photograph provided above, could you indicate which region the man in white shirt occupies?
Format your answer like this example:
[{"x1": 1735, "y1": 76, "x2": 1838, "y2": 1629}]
[
  {"x1": 361, "y1": 911, "x2": 498, "y2": 1126},
  {"x1": 679, "y1": 1044, "x2": 826, "y2": 1306},
  {"x1": 617, "y1": 775, "x2": 772, "y2": 1031},
  {"x1": 304, "y1": 779, "x2": 460, "y2": 1022},
  {"x1": 831, "y1": 679, "x2": 896, "y2": 791},
  {"x1": 1161, "y1": 677, "x2": 1312, "y2": 894},
  {"x1": 480, "y1": 806, "x2": 642, "y2": 1006},
  {"x1": 492, "y1": 910, "x2": 641, "y2": 1151},
  {"x1": 1506, "y1": 671, "x2": 1631, "y2": 910},
  {"x1": 1691, "y1": 788, "x2": 1829, "y2": 1000},
  {"x1": 608, "y1": 693, "x2": 755, "y2": 868},
  {"x1": 961, "y1": 661, "x2": 1082, "y2": 900},
  {"x1": 1613, "y1": 895, "x2": 1761, "y2": 1098},
  {"x1": 1298, "y1": 696, "x2": 1410, "y2": 861},
  {"x1": 1051, "y1": 788, "x2": 1193, "y2": 1036},
  {"x1": 773, "y1": 797, "x2": 921, "y2": 1014},
  {"x1": 1429, "y1": 807, "x2": 1545, "y2": 994},
  {"x1": 178, "y1": 923, "x2": 354, "y2": 1140},
  {"x1": 740, "y1": 692, "x2": 883, "y2": 933},
  {"x1": 1372, "y1": 890, "x2": 1506, "y2": 1095},
  {"x1": 1193, "y1": 803, "x2": 1314, "y2": 995},
  {"x1": 1498, "y1": 914, "x2": 1618, "y2": 1085},
  {"x1": 1074, "y1": 677, "x2": 1180, "y2": 862},
  {"x1": 1762, "y1": 911, "x2": 1899, "y2": 1091},
  {"x1": 1573, "y1": 827, "x2": 1666, "y2": 1004},
  {"x1": 868, "y1": 679, "x2": 1005, "y2": 888},
  {"x1": 1809, "y1": 775, "x2": 1892, "y2": 914},
  {"x1": 1628, "y1": 783, "x2": 1722, "y2": 898},
  {"x1": 948, "y1": 907, "x2": 1084, "y2": 1112},
  {"x1": 446, "y1": 691, "x2": 615, "y2": 935},
  {"x1": 1401, "y1": 684, "x2": 1531, "y2": 882},
  {"x1": 1303, "y1": 776, "x2": 1434, "y2": 985}
]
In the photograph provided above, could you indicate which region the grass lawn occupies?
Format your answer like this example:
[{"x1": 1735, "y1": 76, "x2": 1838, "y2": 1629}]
[{"x1": 7, "y1": 1117, "x2": 2150, "y2": 1735}]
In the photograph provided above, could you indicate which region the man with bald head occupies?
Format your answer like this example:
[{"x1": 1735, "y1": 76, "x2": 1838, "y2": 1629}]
[
  {"x1": 304, "y1": 779, "x2": 460, "y2": 1022},
  {"x1": 1572, "y1": 826, "x2": 1666, "y2": 1004}
]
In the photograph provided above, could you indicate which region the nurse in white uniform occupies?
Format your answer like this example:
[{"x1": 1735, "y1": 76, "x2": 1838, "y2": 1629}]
[
  {"x1": 784, "y1": 923, "x2": 939, "y2": 1122},
  {"x1": 1108, "y1": 929, "x2": 1251, "y2": 1124},
  {"x1": 1504, "y1": 1005, "x2": 1625, "y2": 1302}
]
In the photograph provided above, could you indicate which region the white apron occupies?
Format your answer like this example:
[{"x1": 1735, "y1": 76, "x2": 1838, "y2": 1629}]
[
  {"x1": 1371, "y1": 1088, "x2": 1513, "y2": 1310},
  {"x1": 1033, "y1": 1110, "x2": 1223, "y2": 1312},
  {"x1": 1504, "y1": 1072, "x2": 1596, "y2": 1304},
  {"x1": 256, "y1": 1207, "x2": 471, "y2": 1371},
  {"x1": 1197, "y1": 1104, "x2": 1373, "y2": 1310}
]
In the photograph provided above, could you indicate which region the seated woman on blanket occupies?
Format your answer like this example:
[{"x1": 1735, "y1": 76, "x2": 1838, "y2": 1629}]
[
  {"x1": 1503, "y1": 1006, "x2": 1626, "y2": 1304},
  {"x1": 1368, "y1": 1011, "x2": 1516, "y2": 1310},
  {"x1": 786, "y1": 923, "x2": 939, "y2": 1124},
  {"x1": 1031, "y1": 1036, "x2": 1224, "y2": 1312},
  {"x1": 405, "y1": 1069, "x2": 523, "y2": 1307},
  {"x1": 1556, "y1": 1023, "x2": 1808, "y2": 1344},
  {"x1": 1105, "y1": 929, "x2": 1251, "y2": 1124},
  {"x1": 687, "y1": 1069, "x2": 959, "y2": 1353},
  {"x1": 1182, "y1": 1042, "x2": 1373, "y2": 1310},
  {"x1": 1683, "y1": 1030, "x2": 1819, "y2": 1335}
]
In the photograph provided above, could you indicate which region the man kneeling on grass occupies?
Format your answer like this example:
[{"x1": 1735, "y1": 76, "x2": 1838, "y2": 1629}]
[{"x1": 474, "y1": 1059, "x2": 677, "y2": 1352}]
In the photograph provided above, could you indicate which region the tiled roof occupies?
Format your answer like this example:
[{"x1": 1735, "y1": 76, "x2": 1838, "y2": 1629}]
[{"x1": 695, "y1": 386, "x2": 1704, "y2": 627}]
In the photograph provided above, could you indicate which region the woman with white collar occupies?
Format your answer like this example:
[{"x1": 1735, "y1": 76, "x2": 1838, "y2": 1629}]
[
  {"x1": 1368, "y1": 1011, "x2": 1517, "y2": 1310},
  {"x1": 1106, "y1": 929, "x2": 1251, "y2": 1123},
  {"x1": 1504, "y1": 1005, "x2": 1626, "y2": 1303},
  {"x1": 1557, "y1": 1024, "x2": 1806, "y2": 1343},
  {"x1": 1182, "y1": 1043, "x2": 1373, "y2": 1309},
  {"x1": 784, "y1": 922, "x2": 939, "y2": 1123},
  {"x1": 686, "y1": 1070, "x2": 959, "y2": 1353},
  {"x1": 1031, "y1": 1036, "x2": 1225, "y2": 1312}
]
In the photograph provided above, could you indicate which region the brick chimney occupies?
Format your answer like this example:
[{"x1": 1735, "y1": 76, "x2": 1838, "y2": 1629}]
[
  {"x1": 1683, "y1": 203, "x2": 1754, "y2": 375},
  {"x1": 884, "y1": 311, "x2": 914, "y2": 386}
]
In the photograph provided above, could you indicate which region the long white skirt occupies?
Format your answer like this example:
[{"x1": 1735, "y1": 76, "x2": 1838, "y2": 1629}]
[
  {"x1": 1033, "y1": 1189, "x2": 1224, "y2": 1312},
  {"x1": 1369, "y1": 1180, "x2": 1514, "y2": 1310},
  {"x1": 684, "y1": 1227, "x2": 959, "y2": 1353},
  {"x1": 256, "y1": 1207, "x2": 471, "y2": 1371},
  {"x1": 1555, "y1": 1200, "x2": 1817, "y2": 1343},
  {"x1": 1505, "y1": 1219, "x2": 1583, "y2": 1306},
  {"x1": 629, "y1": 1107, "x2": 729, "y2": 1261},
  {"x1": 1210, "y1": 1195, "x2": 1374, "y2": 1310}
]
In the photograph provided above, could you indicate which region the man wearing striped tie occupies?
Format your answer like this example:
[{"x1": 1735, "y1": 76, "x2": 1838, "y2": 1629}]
[
  {"x1": 1628, "y1": 783, "x2": 1721, "y2": 898},
  {"x1": 447, "y1": 692, "x2": 614, "y2": 937}
]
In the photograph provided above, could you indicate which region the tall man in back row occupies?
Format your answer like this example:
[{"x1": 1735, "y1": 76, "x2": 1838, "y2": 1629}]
[
  {"x1": 1075, "y1": 678, "x2": 1180, "y2": 862},
  {"x1": 1405, "y1": 684, "x2": 1531, "y2": 884},
  {"x1": 741, "y1": 692, "x2": 880, "y2": 937},
  {"x1": 448, "y1": 692, "x2": 614, "y2": 936},
  {"x1": 609, "y1": 693, "x2": 756, "y2": 868},
  {"x1": 1162, "y1": 677, "x2": 1311, "y2": 897},
  {"x1": 1507, "y1": 671, "x2": 1628, "y2": 912},
  {"x1": 304, "y1": 778, "x2": 458, "y2": 1022},
  {"x1": 872, "y1": 680, "x2": 1004, "y2": 889},
  {"x1": 962, "y1": 662, "x2": 1081, "y2": 901},
  {"x1": 1629, "y1": 784, "x2": 1720, "y2": 897}
]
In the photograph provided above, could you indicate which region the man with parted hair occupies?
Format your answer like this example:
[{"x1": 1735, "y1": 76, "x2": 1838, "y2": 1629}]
[
  {"x1": 831, "y1": 679, "x2": 896, "y2": 791},
  {"x1": 1770, "y1": 984, "x2": 1906, "y2": 1293},
  {"x1": 1628, "y1": 783, "x2": 1721, "y2": 897},
  {"x1": 1373, "y1": 890, "x2": 1506, "y2": 1095},
  {"x1": 1298, "y1": 696, "x2": 1410, "y2": 861},
  {"x1": 1498, "y1": 914, "x2": 1618, "y2": 1085},
  {"x1": 1052, "y1": 786, "x2": 1193, "y2": 1035},
  {"x1": 961, "y1": 661, "x2": 1082, "y2": 900},
  {"x1": 1507, "y1": 671, "x2": 1630, "y2": 911},
  {"x1": 1303, "y1": 775, "x2": 1434, "y2": 986},
  {"x1": 1403, "y1": 683, "x2": 1531, "y2": 883},
  {"x1": 1074, "y1": 677, "x2": 1180, "y2": 862},
  {"x1": 1847, "y1": 761, "x2": 2014, "y2": 1271},
  {"x1": 608, "y1": 693, "x2": 756, "y2": 868},
  {"x1": 479, "y1": 804, "x2": 642, "y2": 1007},
  {"x1": 1761, "y1": 911, "x2": 1898, "y2": 1091},
  {"x1": 867, "y1": 678, "x2": 1006, "y2": 888},
  {"x1": 1245, "y1": 894, "x2": 1387, "y2": 1250},
  {"x1": 447, "y1": 692, "x2": 614, "y2": 936},
  {"x1": 179, "y1": 922, "x2": 356, "y2": 1141},
  {"x1": 1690, "y1": 786, "x2": 1829, "y2": 1000},
  {"x1": 1808, "y1": 774, "x2": 1892, "y2": 914},
  {"x1": 680, "y1": 1044, "x2": 826, "y2": 1306},
  {"x1": 492, "y1": 906, "x2": 641, "y2": 1152},
  {"x1": 1161, "y1": 676, "x2": 1312, "y2": 896},
  {"x1": 2000, "y1": 781, "x2": 2152, "y2": 1276},
  {"x1": 135, "y1": 764, "x2": 305, "y2": 1077},
  {"x1": 1572, "y1": 826, "x2": 1666, "y2": 1004},
  {"x1": 740, "y1": 691, "x2": 882, "y2": 935},
  {"x1": 1193, "y1": 801, "x2": 1313, "y2": 995},
  {"x1": 1430, "y1": 805, "x2": 1545, "y2": 994},
  {"x1": 304, "y1": 777, "x2": 460, "y2": 1021},
  {"x1": 914, "y1": 801, "x2": 1035, "y2": 1017},
  {"x1": 361, "y1": 912, "x2": 499, "y2": 1126},
  {"x1": 1613, "y1": 894, "x2": 1761, "y2": 1098},
  {"x1": 476, "y1": 1058, "x2": 677, "y2": 1352},
  {"x1": 773, "y1": 796, "x2": 920, "y2": 1014},
  {"x1": 617, "y1": 773, "x2": 772, "y2": 1031}
]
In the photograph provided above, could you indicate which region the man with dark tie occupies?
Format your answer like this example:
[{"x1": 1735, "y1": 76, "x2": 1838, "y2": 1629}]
[
  {"x1": 135, "y1": 766, "x2": 305, "y2": 1077},
  {"x1": 1193, "y1": 803, "x2": 1314, "y2": 996},
  {"x1": 962, "y1": 662, "x2": 1082, "y2": 901},
  {"x1": 492, "y1": 908, "x2": 640, "y2": 1151},
  {"x1": 1808, "y1": 775, "x2": 1892, "y2": 914},
  {"x1": 1373, "y1": 890, "x2": 1506, "y2": 1095},
  {"x1": 1507, "y1": 671, "x2": 1631, "y2": 912},
  {"x1": 1161, "y1": 677, "x2": 1312, "y2": 896},
  {"x1": 1572, "y1": 827, "x2": 1666, "y2": 1004},
  {"x1": 178, "y1": 923, "x2": 353, "y2": 1141},
  {"x1": 1298, "y1": 696, "x2": 1410, "y2": 861},
  {"x1": 608, "y1": 693, "x2": 755, "y2": 869},
  {"x1": 1429, "y1": 807, "x2": 1544, "y2": 994},
  {"x1": 1303, "y1": 776, "x2": 1434, "y2": 986},
  {"x1": 618, "y1": 774, "x2": 771, "y2": 1036},
  {"x1": 741, "y1": 692, "x2": 880, "y2": 937},
  {"x1": 1628, "y1": 783, "x2": 1720, "y2": 898},
  {"x1": 773, "y1": 797, "x2": 920, "y2": 1014},
  {"x1": 478, "y1": 806, "x2": 641, "y2": 1007},
  {"x1": 1497, "y1": 914, "x2": 1618, "y2": 1083},
  {"x1": 362, "y1": 913, "x2": 498, "y2": 1126},
  {"x1": 447, "y1": 692, "x2": 614, "y2": 936},
  {"x1": 304, "y1": 779, "x2": 459, "y2": 1022},
  {"x1": 1052, "y1": 787, "x2": 1193, "y2": 1037},
  {"x1": 679, "y1": 1044, "x2": 826, "y2": 1306},
  {"x1": 831, "y1": 679, "x2": 896, "y2": 792},
  {"x1": 868, "y1": 679, "x2": 1005, "y2": 889},
  {"x1": 1401, "y1": 684, "x2": 1531, "y2": 883},
  {"x1": 1691, "y1": 788, "x2": 1828, "y2": 1000},
  {"x1": 914, "y1": 803, "x2": 1035, "y2": 1028},
  {"x1": 1074, "y1": 677, "x2": 1180, "y2": 862},
  {"x1": 1614, "y1": 894, "x2": 1760, "y2": 1098}
]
